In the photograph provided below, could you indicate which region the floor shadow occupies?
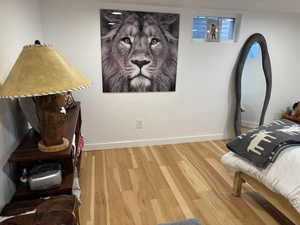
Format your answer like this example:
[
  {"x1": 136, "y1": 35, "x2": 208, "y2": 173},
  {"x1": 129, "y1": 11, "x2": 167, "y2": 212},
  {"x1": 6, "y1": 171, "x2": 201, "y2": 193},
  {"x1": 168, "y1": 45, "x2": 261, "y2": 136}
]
[{"x1": 244, "y1": 191, "x2": 295, "y2": 225}]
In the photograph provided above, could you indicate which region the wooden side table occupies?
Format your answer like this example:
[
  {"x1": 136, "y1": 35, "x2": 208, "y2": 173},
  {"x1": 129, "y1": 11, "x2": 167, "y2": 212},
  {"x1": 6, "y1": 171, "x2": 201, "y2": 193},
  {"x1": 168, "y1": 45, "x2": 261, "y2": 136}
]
[{"x1": 8, "y1": 103, "x2": 82, "y2": 201}]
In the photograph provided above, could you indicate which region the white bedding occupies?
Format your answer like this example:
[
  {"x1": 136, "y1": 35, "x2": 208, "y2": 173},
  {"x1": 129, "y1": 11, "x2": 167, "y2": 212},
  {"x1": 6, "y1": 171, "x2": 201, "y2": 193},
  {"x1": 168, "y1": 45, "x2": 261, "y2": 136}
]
[{"x1": 221, "y1": 146, "x2": 300, "y2": 213}]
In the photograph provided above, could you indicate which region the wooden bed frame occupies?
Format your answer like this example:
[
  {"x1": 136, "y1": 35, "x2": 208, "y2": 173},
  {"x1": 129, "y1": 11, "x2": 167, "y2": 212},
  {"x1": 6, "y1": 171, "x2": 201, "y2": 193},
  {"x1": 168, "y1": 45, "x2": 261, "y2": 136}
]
[{"x1": 233, "y1": 172, "x2": 300, "y2": 224}]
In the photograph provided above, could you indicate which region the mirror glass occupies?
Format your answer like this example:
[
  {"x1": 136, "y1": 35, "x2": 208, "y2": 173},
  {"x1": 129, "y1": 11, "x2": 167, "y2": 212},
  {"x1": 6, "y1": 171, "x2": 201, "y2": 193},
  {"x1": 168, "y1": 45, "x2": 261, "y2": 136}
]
[{"x1": 240, "y1": 42, "x2": 266, "y2": 133}]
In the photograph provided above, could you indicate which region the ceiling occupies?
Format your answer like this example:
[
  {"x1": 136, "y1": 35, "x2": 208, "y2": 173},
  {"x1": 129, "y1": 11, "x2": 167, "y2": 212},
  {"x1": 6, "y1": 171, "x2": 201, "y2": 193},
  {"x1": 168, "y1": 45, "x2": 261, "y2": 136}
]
[{"x1": 105, "y1": 0, "x2": 300, "y2": 14}]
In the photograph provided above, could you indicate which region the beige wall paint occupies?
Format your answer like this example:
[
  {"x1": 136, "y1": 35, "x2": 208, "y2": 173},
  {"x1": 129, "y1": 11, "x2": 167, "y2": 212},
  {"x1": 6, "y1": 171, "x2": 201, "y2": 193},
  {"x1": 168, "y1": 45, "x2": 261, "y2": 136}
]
[{"x1": 0, "y1": 0, "x2": 42, "y2": 210}]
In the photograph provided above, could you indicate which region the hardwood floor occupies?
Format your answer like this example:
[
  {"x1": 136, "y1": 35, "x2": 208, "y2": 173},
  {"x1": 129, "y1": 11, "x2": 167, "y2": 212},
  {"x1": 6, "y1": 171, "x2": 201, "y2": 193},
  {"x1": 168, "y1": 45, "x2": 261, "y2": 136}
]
[{"x1": 79, "y1": 141, "x2": 294, "y2": 225}]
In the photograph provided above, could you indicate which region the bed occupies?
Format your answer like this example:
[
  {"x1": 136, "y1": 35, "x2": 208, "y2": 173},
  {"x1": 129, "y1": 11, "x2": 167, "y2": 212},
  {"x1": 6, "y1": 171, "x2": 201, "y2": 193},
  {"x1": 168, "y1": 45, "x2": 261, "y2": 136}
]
[{"x1": 221, "y1": 146, "x2": 300, "y2": 224}]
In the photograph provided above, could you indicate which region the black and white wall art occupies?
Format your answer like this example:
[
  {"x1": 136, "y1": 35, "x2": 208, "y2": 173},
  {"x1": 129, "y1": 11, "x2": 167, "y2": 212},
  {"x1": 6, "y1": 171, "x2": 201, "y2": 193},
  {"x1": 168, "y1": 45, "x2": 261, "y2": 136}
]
[{"x1": 100, "y1": 9, "x2": 180, "y2": 92}]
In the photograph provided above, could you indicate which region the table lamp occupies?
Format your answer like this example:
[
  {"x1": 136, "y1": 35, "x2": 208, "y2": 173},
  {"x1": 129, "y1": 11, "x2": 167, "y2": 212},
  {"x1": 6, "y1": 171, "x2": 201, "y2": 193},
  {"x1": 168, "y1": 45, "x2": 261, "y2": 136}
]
[{"x1": 0, "y1": 41, "x2": 91, "y2": 152}]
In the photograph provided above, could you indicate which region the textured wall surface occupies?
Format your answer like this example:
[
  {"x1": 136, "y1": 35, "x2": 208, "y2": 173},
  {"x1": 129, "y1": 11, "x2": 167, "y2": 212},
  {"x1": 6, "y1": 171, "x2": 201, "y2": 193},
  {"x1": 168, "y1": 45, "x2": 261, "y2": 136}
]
[{"x1": 0, "y1": 0, "x2": 42, "y2": 210}]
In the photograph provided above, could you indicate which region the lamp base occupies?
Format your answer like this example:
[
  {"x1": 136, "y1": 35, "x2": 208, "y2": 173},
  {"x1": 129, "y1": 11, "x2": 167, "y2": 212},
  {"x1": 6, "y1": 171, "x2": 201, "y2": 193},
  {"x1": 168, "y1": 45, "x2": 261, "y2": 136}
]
[{"x1": 38, "y1": 137, "x2": 69, "y2": 152}]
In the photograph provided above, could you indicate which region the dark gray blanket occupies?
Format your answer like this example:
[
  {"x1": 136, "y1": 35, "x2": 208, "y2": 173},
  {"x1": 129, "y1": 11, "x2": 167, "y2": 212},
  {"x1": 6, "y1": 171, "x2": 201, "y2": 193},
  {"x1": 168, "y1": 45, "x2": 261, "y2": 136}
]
[{"x1": 227, "y1": 119, "x2": 300, "y2": 168}]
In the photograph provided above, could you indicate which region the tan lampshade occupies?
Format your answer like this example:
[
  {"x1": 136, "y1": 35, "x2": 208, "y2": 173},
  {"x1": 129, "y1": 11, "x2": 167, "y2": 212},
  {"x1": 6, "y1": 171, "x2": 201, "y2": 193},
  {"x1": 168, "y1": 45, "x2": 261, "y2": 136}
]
[{"x1": 0, "y1": 44, "x2": 91, "y2": 98}]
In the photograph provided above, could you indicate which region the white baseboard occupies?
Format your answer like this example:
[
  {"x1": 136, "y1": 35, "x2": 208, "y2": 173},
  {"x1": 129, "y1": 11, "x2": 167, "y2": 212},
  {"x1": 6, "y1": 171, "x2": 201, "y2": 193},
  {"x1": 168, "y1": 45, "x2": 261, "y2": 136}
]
[
  {"x1": 84, "y1": 133, "x2": 226, "y2": 151},
  {"x1": 241, "y1": 120, "x2": 259, "y2": 129}
]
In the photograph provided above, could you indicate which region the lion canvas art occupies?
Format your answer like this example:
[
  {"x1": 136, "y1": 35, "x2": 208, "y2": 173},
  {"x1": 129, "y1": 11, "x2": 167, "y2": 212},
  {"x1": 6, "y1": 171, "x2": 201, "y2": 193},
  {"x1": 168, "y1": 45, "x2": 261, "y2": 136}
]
[{"x1": 100, "y1": 9, "x2": 180, "y2": 92}]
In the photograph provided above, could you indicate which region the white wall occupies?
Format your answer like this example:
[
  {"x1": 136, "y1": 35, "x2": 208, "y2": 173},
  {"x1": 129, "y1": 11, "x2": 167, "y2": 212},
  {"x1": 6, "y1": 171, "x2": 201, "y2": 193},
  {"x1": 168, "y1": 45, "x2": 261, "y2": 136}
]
[
  {"x1": 0, "y1": 0, "x2": 42, "y2": 210},
  {"x1": 40, "y1": 0, "x2": 300, "y2": 150}
]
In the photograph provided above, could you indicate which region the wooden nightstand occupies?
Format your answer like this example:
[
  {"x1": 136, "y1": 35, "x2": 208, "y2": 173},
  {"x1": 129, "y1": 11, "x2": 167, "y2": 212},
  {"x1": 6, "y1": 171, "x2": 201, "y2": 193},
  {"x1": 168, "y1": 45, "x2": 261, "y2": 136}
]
[{"x1": 8, "y1": 103, "x2": 82, "y2": 201}]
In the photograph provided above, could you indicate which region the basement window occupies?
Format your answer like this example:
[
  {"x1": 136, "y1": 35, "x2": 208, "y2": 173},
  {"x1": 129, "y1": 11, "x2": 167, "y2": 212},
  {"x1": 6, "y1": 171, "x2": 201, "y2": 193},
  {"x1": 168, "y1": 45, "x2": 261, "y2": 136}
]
[{"x1": 192, "y1": 16, "x2": 237, "y2": 42}]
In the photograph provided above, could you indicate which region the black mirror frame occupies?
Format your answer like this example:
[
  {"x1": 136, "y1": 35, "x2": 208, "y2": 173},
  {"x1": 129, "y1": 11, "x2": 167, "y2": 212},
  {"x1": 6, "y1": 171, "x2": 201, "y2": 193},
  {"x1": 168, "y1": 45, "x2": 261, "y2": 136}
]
[{"x1": 234, "y1": 33, "x2": 272, "y2": 136}]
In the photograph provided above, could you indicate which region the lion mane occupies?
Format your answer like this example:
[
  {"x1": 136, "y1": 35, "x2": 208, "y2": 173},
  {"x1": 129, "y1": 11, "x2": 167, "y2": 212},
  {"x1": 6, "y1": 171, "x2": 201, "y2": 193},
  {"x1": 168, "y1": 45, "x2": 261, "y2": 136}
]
[{"x1": 101, "y1": 11, "x2": 179, "y2": 92}]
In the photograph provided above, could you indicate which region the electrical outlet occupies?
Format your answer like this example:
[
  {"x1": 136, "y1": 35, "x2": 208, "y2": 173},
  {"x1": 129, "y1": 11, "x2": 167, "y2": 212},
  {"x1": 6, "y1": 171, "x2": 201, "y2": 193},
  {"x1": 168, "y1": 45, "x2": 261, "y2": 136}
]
[{"x1": 136, "y1": 120, "x2": 143, "y2": 129}]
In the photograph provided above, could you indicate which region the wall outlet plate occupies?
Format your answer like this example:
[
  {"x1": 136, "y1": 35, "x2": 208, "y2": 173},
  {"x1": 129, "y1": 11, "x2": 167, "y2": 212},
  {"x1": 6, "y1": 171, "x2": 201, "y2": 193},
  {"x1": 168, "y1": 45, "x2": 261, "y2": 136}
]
[{"x1": 136, "y1": 120, "x2": 143, "y2": 129}]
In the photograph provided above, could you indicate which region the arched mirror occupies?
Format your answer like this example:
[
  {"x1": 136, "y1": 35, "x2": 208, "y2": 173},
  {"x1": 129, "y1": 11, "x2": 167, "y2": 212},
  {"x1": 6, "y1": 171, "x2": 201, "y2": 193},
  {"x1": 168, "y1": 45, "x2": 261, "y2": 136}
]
[{"x1": 234, "y1": 33, "x2": 272, "y2": 136}]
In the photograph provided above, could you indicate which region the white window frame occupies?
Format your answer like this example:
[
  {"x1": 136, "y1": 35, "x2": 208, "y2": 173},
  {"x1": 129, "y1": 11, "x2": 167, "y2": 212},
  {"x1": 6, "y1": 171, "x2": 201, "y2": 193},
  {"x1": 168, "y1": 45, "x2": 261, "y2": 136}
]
[{"x1": 191, "y1": 11, "x2": 242, "y2": 43}]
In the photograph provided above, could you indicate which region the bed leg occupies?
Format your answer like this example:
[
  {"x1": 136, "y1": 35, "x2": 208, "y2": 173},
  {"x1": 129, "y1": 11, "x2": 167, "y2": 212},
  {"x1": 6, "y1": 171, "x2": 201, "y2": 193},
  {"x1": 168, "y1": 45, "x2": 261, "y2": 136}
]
[{"x1": 233, "y1": 172, "x2": 244, "y2": 197}]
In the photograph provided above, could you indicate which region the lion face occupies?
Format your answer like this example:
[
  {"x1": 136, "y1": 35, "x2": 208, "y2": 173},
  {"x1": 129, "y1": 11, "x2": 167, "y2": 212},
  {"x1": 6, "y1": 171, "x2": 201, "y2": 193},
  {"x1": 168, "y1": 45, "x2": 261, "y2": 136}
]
[{"x1": 101, "y1": 11, "x2": 179, "y2": 92}]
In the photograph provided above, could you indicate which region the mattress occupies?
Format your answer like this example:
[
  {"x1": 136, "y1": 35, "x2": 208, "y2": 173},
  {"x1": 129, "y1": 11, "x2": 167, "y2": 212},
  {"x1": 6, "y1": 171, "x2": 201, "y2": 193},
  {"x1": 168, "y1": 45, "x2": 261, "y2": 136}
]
[{"x1": 221, "y1": 146, "x2": 300, "y2": 213}]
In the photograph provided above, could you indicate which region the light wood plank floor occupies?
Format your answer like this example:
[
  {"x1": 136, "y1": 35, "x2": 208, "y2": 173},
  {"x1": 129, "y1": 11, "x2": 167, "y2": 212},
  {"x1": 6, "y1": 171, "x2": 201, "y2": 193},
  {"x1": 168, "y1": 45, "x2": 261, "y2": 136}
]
[{"x1": 79, "y1": 141, "x2": 294, "y2": 225}]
